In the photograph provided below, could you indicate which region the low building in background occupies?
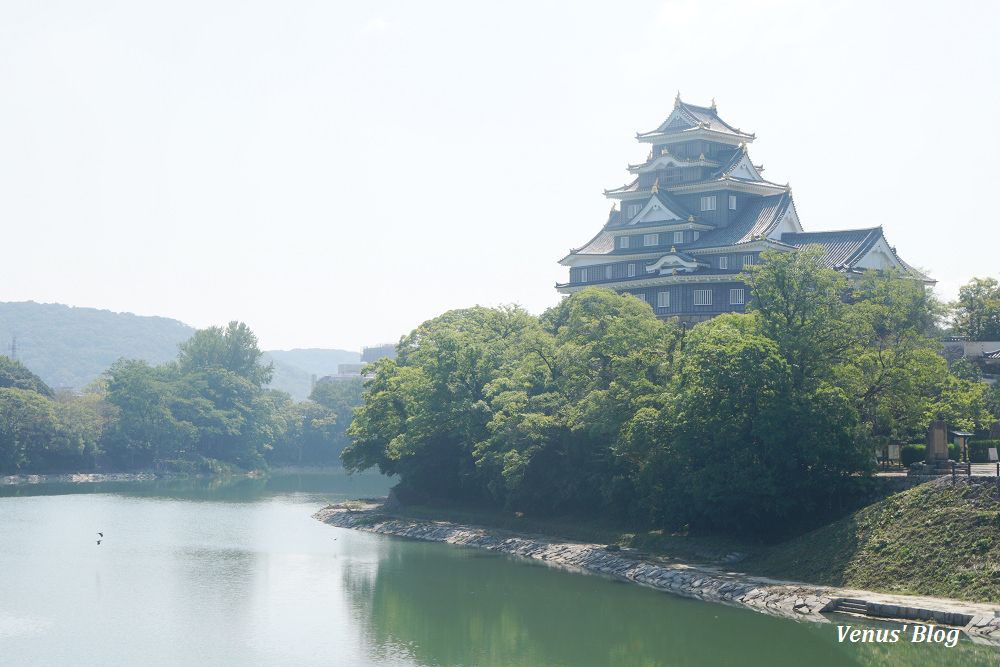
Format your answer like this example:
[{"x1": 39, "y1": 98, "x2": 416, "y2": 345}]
[{"x1": 313, "y1": 343, "x2": 397, "y2": 387}]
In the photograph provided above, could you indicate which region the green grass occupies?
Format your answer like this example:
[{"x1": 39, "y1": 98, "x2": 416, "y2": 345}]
[{"x1": 743, "y1": 478, "x2": 1000, "y2": 603}]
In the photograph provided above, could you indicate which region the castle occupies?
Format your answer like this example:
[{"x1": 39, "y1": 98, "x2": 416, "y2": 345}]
[{"x1": 556, "y1": 95, "x2": 925, "y2": 323}]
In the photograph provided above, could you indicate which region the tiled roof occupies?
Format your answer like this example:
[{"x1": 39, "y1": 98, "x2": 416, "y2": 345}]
[
  {"x1": 604, "y1": 178, "x2": 640, "y2": 195},
  {"x1": 687, "y1": 193, "x2": 794, "y2": 249},
  {"x1": 573, "y1": 231, "x2": 615, "y2": 255},
  {"x1": 627, "y1": 154, "x2": 723, "y2": 172},
  {"x1": 780, "y1": 228, "x2": 885, "y2": 269},
  {"x1": 984, "y1": 349, "x2": 1000, "y2": 360},
  {"x1": 712, "y1": 149, "x2": 746, "y2": 177},
  {"x1": 638, "y1": 100, "x2": 752, "y2": 139}
]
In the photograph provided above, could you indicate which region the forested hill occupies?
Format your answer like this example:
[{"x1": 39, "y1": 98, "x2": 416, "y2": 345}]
[
  {"x1": 0, "y1": 301, "x2": 195, "y2": 390},
  {"x1": 0, "y1": 301, "x2": 358, "y2": 399}
]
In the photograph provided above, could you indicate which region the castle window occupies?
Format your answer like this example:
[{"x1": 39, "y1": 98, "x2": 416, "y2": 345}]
[
  {"x1": 619, "y1": 236, "x2": 629, "y2": 249},
  {"x1": 628, "y1": 204, "x2": 641, "y2": 218},
  {"x1": 743, "y1": 255, "x2": 755, "y2": 267},
  {"x1": 605, "y1": 266, "x2": 613, "y2": 280},
  {"x1": 662, "y1": 168, "x2": 682, "y2": 183},
  {"x1": 673, "y1": 231, "x2": 684, "y2": 244},
  {"x1": 693, "y1": 231, "x2": 700, "y2": 241},
  {"x1": 581, "y1": 268, "x2": 588, "y2": 282},
  {"x1": 657, "y1": 291, "x2": 670, "y2": 308},
  {"x1": 729, "y1": 195, "x2": 737, "y2": 210},
  {"x1": 627, "y1": 264, "x2": 636, "y2": 277},
  {"x1": 635, "y1": 293, "x2": 647, "y2": 304},
  {"x1": 730, "y1": 289, "x2": 745, "y2": 305},
  {"x1": 719, "y1": 256, "x2": 728, "y2": 270},
  {"x1": 694, "y1": 290, "x2": 712, "y2": 306},
  {"x1": 644, "y1": 233, "x2": 658, "y2": 247},
  {"x1": 700, "y1": 196, "x2": 717, "y2": 211}
]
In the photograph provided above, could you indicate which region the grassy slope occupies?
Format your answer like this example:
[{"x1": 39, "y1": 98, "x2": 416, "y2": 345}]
[{"x1": 746, "y1": 478, "x2": 1000, "y2": 603}]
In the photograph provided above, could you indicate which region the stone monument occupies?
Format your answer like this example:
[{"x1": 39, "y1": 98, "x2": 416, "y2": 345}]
[{"x1": 926, "y1": 420, "x2": 948, "y2": 461}]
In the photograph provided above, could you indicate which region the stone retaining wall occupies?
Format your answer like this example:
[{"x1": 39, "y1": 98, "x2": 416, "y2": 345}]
[
  {"x1": 0, "y1": 472, "x2": 159, "y2": 485},
  {"x1": 313, "y1": 506, "x2": 1000, "y2": 644}
]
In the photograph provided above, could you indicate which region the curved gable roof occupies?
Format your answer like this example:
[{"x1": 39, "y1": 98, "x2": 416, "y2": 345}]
[
  {"x1": 781, "y1": 228, "x2": 886, "y2": 269},
  {"x1": 638, "y1": 99, "x2": 755, "y2": 141}
]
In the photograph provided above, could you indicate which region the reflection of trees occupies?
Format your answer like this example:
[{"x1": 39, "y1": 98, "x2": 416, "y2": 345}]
[
  {"x1": 125, "y1": 475, "x2": 271, "y2": 502},
  {"x1": 340, "y1": 541, "x2": 864, "y2": 667},
  {"x1": 848, "y1": 631, "x2": 1000, "y2": 667}
]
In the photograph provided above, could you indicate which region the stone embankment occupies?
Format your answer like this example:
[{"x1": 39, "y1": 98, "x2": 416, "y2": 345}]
[
  {"x1": 0, "y1": 472, "x2": 159, "y2": 485},
  {"x1": 313, "y1": 505, "x2": 1000, "y2": 644}
]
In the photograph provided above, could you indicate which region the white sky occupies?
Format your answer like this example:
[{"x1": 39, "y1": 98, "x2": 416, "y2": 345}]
[{"x1": 1, "y1": 0, "x2": 997, "y2": 351}]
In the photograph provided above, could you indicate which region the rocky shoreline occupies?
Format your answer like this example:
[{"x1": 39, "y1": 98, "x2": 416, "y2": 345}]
[
  {"x1": 0, "y1": 472, "x2": 160, "y2": 485},
  {"x1": 313, "y1": 504, "x2": 1000, "y2": 645}
]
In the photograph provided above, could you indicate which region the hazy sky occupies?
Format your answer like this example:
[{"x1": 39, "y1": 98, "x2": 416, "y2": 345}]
[{"x1": 1, "y1": 0, "x2": 996, "y2": 351}]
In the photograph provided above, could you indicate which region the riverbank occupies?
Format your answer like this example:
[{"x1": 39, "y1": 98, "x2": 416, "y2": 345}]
[
  {"x1": 0, "y1": 469, "x2": 271, "y2": 485},
  {"x1": 0, "y1": 472, "x2": 161, "y2": 485},
  {"x1": 313, "y1": 503, "x2": 1000, "y2": 645}
]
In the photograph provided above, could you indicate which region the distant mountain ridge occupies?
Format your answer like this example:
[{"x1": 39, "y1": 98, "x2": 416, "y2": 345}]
[{"x1": 0, "y1": 301, "x2": 359, "y2": 400}]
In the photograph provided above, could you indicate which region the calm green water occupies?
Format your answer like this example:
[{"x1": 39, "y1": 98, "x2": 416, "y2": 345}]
[{"x1": 1, "y1": 472, "x2": 997, "y2": 666}]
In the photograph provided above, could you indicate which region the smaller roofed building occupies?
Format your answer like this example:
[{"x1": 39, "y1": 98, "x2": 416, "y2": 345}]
[{"x1": 556, "y1": 95, "x2": 928, "y2": 324}]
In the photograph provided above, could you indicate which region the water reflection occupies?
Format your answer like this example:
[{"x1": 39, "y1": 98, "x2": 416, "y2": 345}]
[
  {"x1": 2, "y1": 473, "x2": 999, "y2": 666},
  {"x1": 343, "y1": 539, "x2": 864, "y2": 667},
  {"x1": 0, "y1": 469, "x2": 394, "y2": 502}
]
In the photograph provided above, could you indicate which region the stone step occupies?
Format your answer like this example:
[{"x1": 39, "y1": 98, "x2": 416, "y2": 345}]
[{"x1": 832, "y1": 598, "x2": 870, "y2": 615}]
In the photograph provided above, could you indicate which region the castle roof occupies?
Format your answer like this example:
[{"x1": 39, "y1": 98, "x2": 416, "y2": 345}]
[
  {"x1": 781, "y1": 228, "x2": 929, "y2": 280},
  {"x1": 781, "y1": 228, "x2": 888, "y2": 269},
  {"x1": 637, "y1": 97, "x2": 755, "y2": 142},
  {"x1": 687, "y1": 193, "x2": 798, "y2": 249},
  {"x1": 604, "y1": 178, "x2": 640, "y2": 196},
  {"x1": 567, "y1": 230, "x2": 615, "y2": 257}
]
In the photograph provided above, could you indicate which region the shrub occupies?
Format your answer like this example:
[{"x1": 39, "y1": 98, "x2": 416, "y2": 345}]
[
  {"x1": 970, "y1": 440, "x2": 1000, "y2": 464},
  {"x1": 901, "y1": 444, "x2": 926, "y2": 466}
]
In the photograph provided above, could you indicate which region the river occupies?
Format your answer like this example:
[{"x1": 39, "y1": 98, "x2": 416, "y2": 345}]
[{"x1": 1, "y1": 472, "x2": 997, "y2": 666}]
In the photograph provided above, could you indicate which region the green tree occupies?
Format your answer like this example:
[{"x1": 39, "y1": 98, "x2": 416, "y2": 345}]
[
  {"x1": 664, "y1": 314, "x2": 869, "y2": 536},
  {"x1": 0, "y1": 356, "x2": 53, "y2": 397},
  {"x1": 343, "y1": 291, "x2": 681, "y2": 516},
  {"x1": 178, "y1": 321, "x2": 274, "y2": 387},
  {"x1": 950, "y1": 357, "x2": 984, "y2": 383},
  {"x1": 839, "y1": 269, "x2": 944, "y2": 439},
  {"x1": 741, "y1": 246, "x2": 850, "y2": 387},
  {"x1": 102, "y1": 359, "x2": 196, "y2": 468},
  {"x1": 952, "y1": 277, "x2": 1000, "y2": 341},
  {"x1": 0, "y1": 388, "x2": 60, "y2": 473}
]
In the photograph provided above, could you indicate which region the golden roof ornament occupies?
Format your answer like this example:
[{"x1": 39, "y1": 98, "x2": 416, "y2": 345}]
[
  {"x1": 674, "y1": 91, "x2": 681, "y2": 109},
  {"x1": 698, "y1": 153, "x2": 706, "y2": 160},
  {"x1": 710, "y1": 98, "x2": 716, "y2": 109},
  {"x1": 671, "y1": 246, "x2": 677, "y2": 252},
  {"x1": 688, "y1": 215, "x2": 695, "y2": 221},
  {"x1": 651, "y1": 177, "x2": 659, "y2": 194}
]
